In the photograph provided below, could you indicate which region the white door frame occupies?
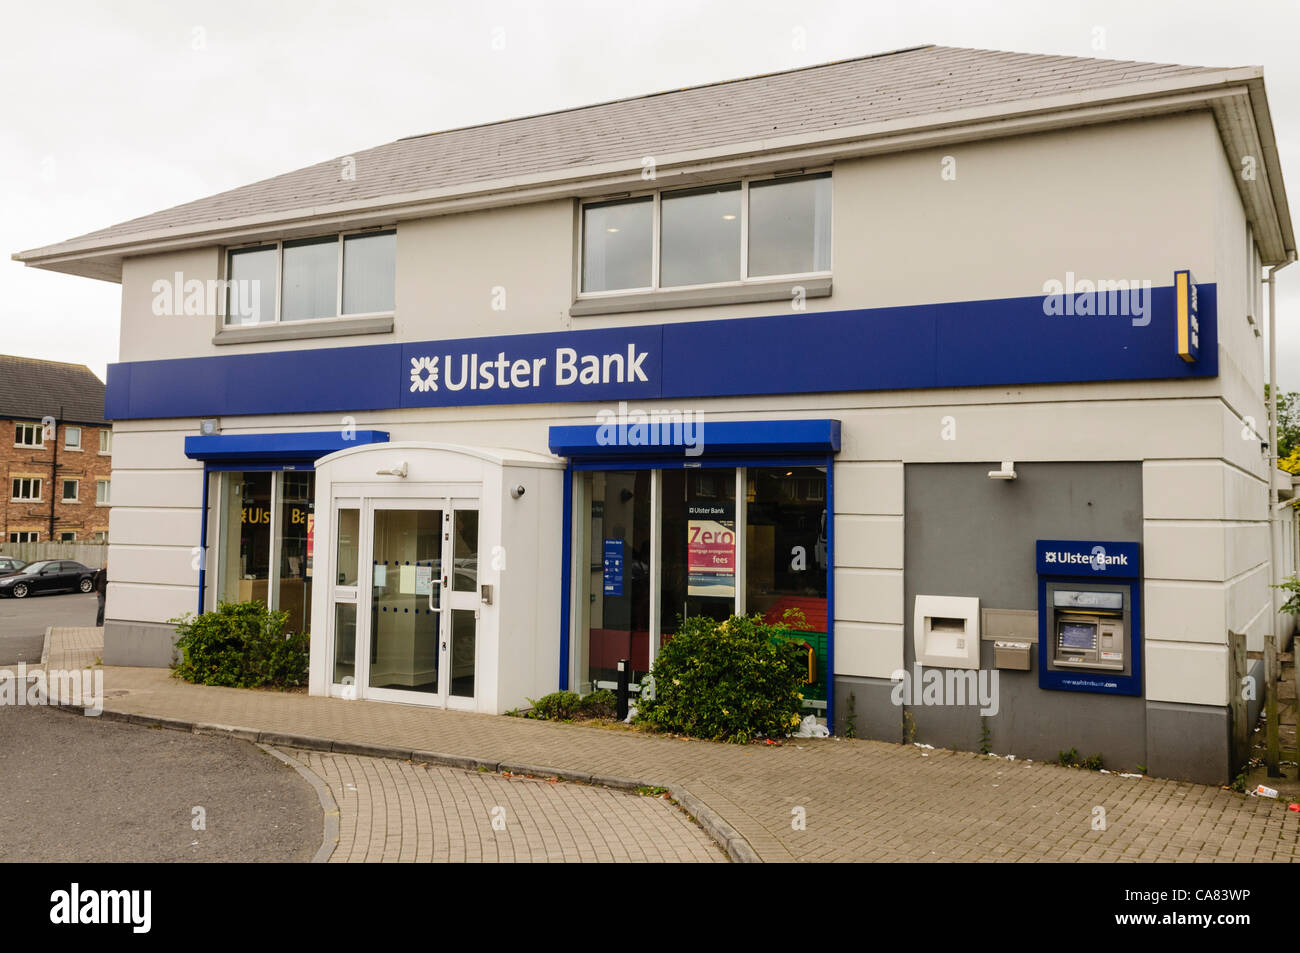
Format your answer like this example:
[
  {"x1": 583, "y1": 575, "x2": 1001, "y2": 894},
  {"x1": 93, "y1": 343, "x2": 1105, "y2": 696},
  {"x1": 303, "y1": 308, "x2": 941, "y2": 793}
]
[{"x1": 326, "y1": 481, "x2": 481, "y2": 710}]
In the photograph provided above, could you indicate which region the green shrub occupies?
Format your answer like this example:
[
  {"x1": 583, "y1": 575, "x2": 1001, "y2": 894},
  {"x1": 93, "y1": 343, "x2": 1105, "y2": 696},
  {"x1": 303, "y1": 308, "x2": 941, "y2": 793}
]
[
  {"x1": 635, "y1": 613, "x2": 807, "y2": 744},
  {"x1": 523, "y1": 688, "x2": 617, "y2": 721},
  {"x1": 171, "y1": 601, "x2": 309, "y2": 688}
]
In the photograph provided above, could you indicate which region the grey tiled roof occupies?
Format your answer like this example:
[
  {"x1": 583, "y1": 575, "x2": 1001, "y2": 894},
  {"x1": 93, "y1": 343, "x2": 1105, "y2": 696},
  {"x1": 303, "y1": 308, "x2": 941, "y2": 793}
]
[
  {"x1": 35, "y1": 45, "x2": 1226, "y2": 250},
  {"x1": 0, "y1": 355, "x2": 107, "y2": 425}
]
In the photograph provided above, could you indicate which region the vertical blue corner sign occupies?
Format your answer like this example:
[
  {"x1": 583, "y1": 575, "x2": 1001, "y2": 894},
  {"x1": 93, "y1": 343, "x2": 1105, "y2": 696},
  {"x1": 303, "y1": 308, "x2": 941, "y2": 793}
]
[
  {"x1": 1036, "y1": 539, "x2": 1142, "y2": 697},
  {"x1": 1175, "y1": 269, "x2": 1199, "y2": 364},
  {"x1": 603, "y1": 539, "x2": 624, "y2": 597}
]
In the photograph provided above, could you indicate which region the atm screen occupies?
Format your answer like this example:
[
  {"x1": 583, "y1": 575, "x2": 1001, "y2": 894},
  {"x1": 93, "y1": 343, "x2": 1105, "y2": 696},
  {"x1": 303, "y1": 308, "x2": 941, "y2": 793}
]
[{"x1": 1060, "y1": 623, "x2": 1096, "y2": 649}]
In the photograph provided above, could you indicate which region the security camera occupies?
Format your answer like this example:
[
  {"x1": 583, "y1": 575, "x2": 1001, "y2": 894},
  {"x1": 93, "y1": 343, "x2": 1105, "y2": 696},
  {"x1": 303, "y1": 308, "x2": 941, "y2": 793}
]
[{"x1": 510, "y1": 484, "x2": 526, "y2": 499}]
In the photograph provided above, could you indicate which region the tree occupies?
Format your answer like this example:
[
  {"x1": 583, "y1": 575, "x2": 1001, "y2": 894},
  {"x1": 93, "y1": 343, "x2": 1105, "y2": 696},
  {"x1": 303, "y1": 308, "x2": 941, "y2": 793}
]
[{"x1": 1265, "y1": 385, "x2": 1300, "y2": 458}]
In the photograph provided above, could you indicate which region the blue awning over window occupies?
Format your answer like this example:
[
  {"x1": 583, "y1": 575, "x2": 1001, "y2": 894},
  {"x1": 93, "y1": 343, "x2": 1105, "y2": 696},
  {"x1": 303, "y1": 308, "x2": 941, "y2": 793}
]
[
  {"x1": 547, "y1": 418, "x2": 839, "y2": 460},
  {"x1": 183, "y1": 430, "x2": 390, "y2": 467}
]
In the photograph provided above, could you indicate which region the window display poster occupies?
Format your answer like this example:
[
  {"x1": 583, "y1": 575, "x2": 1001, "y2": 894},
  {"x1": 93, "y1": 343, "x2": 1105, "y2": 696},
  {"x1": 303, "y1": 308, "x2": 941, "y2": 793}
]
[
  {"x1": 687, "y1": 502, "x2": 736, "y2": 598},
  {"x1": 415, "y1": 564, "x2": 432, "y2": 596},
  {"x1": 603, "y1": 538, "x2": 624, "y2": 597}
]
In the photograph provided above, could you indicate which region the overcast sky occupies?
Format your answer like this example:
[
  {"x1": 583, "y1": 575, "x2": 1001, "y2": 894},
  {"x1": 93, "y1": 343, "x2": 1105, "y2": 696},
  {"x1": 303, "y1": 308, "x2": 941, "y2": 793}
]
[{"x1": 4, "y1": 0, "x2": 1300, "y2": 387}]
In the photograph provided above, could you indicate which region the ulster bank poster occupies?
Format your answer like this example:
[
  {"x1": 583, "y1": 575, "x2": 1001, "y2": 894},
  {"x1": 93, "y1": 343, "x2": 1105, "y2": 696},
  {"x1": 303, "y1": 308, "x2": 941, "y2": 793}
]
[{"x1": 687, "y1": 502, "x2": 735, "y2": 598}]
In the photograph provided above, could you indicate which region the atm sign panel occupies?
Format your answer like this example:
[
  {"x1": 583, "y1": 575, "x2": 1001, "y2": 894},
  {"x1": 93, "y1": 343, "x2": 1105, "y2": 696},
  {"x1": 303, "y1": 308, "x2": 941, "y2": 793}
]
[{"x1": 1176, "y1": 269, "x2": 1199, "y2": 363}]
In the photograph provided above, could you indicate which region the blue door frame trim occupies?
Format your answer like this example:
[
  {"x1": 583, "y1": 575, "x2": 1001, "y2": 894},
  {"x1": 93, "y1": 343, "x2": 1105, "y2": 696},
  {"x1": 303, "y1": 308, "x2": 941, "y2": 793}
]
[
  {"x1": 108, "y1": 284, "x2": 1216, "y2": 420},
  {"x1": 184, "y1": 430, "x2": 389, "y2": 464}
]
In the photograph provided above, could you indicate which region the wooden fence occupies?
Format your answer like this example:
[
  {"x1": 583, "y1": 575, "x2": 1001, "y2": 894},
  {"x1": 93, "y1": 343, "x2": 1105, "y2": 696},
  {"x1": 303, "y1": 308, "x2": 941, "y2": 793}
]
[{"x1": 0, "y1": 540, "x2": 107, "y2": 568}]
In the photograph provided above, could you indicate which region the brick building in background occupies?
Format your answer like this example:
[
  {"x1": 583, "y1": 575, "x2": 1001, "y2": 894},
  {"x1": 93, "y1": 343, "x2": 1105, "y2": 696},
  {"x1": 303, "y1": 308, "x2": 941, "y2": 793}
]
[{"x1": 0, "y1": 354, "x2": 112, "y2": 543}]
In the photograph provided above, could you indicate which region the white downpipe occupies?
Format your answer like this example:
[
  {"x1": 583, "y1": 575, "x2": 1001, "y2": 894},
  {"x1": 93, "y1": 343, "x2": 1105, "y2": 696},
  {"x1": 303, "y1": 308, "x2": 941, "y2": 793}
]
[{"x1": 1266, "y1": 252, "x2": 1297, "y2": 646}]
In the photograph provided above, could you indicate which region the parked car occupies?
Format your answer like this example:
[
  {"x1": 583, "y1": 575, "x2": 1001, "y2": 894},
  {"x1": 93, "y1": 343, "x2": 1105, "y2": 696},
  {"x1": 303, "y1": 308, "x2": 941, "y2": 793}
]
[
  {"x1": 0, "y1": 556, "x2": 28, "y2": 576},
  {"x1": 0, "y1": 560, "x2": 96, "y2": 599}
]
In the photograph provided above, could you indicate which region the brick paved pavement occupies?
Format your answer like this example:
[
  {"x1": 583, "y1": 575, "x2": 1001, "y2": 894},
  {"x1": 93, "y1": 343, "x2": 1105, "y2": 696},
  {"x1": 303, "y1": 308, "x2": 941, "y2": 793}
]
[
  {"x1": 295, "y1": 750, "x2": 722, "y2": 862},
  {"x1": 44, "y1": 628, "x2": 1300, "y2": 862}
]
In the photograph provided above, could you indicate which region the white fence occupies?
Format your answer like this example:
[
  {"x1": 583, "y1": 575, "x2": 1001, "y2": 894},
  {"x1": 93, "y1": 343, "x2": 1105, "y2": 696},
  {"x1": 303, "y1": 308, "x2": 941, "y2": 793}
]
[{"x1": 0, "y1": 540, "x2": 107, "y2": 568}]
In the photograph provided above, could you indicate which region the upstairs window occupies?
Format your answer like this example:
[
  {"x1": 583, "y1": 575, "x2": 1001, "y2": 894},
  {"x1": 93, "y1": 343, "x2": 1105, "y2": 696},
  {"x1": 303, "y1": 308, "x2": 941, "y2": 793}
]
[
  {"x1": 99, "y1": 429, "x2": 112, "y2": 454},
  {"x1": 225, "y1": 229, "x2": 396, "y2": 326},
  {"x1": 580, "y1": 172, "x2": 831, "y2": 295},
  {"x1": 15, "y1": 422, "x2": 43, "y2": 448},
  {"x1": 65, "y1": 426, "x2": 82, "y2": 450}
]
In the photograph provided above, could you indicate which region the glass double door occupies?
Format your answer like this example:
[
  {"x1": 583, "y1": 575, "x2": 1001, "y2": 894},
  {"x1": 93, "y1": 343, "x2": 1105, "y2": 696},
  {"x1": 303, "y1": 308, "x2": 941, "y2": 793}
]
[{"x1": 345, "y1": 497, "x2": 479, "y2": 708}]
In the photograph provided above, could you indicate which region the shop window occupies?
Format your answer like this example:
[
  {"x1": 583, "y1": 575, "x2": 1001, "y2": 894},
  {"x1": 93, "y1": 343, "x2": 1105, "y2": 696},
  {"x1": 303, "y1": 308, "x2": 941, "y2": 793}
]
[
  {"x1": 579, "y1": 173, "x2": 831, "y2": 296},
  {"x1": 225, "y1": 230, "x2": 396, "y2": 326},
  {"x1": 65, "y1": 426, "x2": 81, "y2": 450},
  {"x1": 275, "y1": 471, "x2": 315, "y2": 635},
  {"x1": 660, "y1": 469, "x2": 737, "y2": 628},
  {"x1": 744, "y1": 465, "x2": 828, "y2": 630},
  {"x1": 578, "y1": 471, "x2": 652, "y2": 691},
  {"x1": 14, "y1": 422, "x2": 43, "y2": 448},
  {"x1": 660, "y1": 183, "x2": 742, "y2": 287},
  {"x1": 574, "y1": 463, "x2": 829, "y2": 705},
  {"x1": 218, "y1": 472, "x2": 273, "y2": 606}
]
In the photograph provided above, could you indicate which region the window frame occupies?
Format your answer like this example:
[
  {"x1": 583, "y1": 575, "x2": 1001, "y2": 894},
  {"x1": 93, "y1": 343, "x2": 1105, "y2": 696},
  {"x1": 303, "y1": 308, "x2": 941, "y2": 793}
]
[
  {"x1": 577, "y1": 171, "x2": 833, "y2": 300},
  {"x1": 223, "y1": 228, "x2": 397, "y2": 328},
  {"x1": 14, "y1": 422, "x2": 44, "y2": 448},
  {"x1": 59, "y1": 531, "x2": 77, "y2": 542},
  {"x1": 12, "y1": 477, "x2": 42, "y2": 501},
  {"x1": 65, "y1": 425, "x2": 82, "y2": 451},
  {"x1": 8, "y1": 532, "x2": 39, "y2": 543},
  {"x1": 99, "y1": 429, "x2": 112, "y2": 455},
  {"x1": 62, "y1": 479, "x2": 80, "y2": 503},
  {"x1": 96, "y1": 479, "x2": 111, "y2": 506}
]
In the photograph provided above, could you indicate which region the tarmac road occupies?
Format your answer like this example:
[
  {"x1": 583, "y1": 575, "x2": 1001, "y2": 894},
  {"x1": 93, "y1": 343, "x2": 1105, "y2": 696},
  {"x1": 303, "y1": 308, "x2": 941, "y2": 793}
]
[
  {"x1": 0, "y1": 591, "x2": 97, "y2": 666},
  {"x1": 0, "y1": 704, "x2": 321, "y2": 862}
]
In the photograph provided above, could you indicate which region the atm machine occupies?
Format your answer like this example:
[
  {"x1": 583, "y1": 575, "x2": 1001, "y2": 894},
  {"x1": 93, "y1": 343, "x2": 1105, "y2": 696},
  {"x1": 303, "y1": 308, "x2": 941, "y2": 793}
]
[{"x1": 1036, "y1": 539, "x2": 1141, "y2": 696}]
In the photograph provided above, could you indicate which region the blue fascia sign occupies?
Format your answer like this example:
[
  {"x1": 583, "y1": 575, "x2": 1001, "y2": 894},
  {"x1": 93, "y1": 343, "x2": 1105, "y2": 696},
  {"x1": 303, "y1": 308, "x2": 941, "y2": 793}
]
[{"x1": 105, "y1": 283, "x2": 1218, "y2": 420}]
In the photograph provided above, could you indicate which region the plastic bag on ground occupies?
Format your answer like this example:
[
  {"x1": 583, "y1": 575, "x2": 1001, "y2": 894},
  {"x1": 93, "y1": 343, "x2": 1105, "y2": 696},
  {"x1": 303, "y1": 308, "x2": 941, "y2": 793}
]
[{"x1": 791, "y1": 714, "x2": 829, "y2": 738}]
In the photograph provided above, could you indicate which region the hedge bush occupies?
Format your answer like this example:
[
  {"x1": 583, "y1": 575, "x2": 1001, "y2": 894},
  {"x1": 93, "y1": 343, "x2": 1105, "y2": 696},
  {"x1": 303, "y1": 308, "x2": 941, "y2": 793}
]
[
  {"x1": 635, "y1": 613, "x2": 807, "y2": 743},
  {"x1": 171, "y1": 601, "x2": 309, "y2": 688},
  {"x1": 521, "y1": 688, "x2": 616, "y2": 721}
]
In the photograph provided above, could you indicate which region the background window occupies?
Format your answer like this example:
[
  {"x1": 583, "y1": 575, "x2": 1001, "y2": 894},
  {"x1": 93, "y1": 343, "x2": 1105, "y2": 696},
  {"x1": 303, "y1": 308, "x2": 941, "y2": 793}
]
[
  {"x1": 342, "y1": 231, "x2": 396, "y2": 314},
  {"x1": 12, "y1": 477, "x2": 41, "y2": 500},
  {"x1": 226, "y1": 245, "x2": 277, "y2": 325},
  {"x1": 65, "y1": 426, "x2": 81, "y2": 450},
  {"x1": 99, "y1": 429, "x2": 112, "y2": 454},
  {"x1": 582, "y1": 197, "x2": 653, "y2": 292},
  {"x1": 96, "y1": 480, "x2": 111, "y2": 505},
  {"x1": 9, "y1": 532, "x2": 38, "y2": 543},
  {"x1": 62, "y1": 479, "x2": 79, "y2": 502},
  {"x1": 15, "y1": 423, "x2": 42, "y2": 447},
  {"x1": 747, "y1": 173, "x2": 832, "y2": 277},
  {"x1": 59, "y1": 532, "x2": 76, "y2": 542},
  {"x1": 660, "y1": 183, "x2": 741, "y2": 287},
  {"x1": 93, "y1": 531, "x2": 108, "y2": 542},
  {"x1": 281, "y1": 237, "x2": 339, "y2": 322}
]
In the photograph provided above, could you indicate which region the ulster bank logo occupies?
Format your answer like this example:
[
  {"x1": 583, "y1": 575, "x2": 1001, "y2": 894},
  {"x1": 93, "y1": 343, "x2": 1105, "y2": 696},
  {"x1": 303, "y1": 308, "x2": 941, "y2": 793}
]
[{"x1": 410, "y1": 356, "x2": 439, "y2": 392}]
